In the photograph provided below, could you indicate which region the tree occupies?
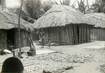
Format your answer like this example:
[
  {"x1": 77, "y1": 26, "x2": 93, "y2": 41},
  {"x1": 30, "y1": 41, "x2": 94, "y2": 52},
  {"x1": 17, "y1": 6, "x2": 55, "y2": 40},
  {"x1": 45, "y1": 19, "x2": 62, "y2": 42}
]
[
  {"x1": 23, "y1": 0, "x2": 45, "y2": 19},
  {"x1": 77, "y1": 0, "x2": 86, "y2": 13},
  {"x1": 15, "y1": 9, "x2": 35, "y2": 23},
  {"x1": 53, "y1": 0, "x2": 70, "y2": 5},
  {"x1": 91, "y1": 0, "x2": 105, "y2": 13},
  {"x1": 41, "y1": 0, "x2": 53, "y2": 12},
  {"x1": 71, "y1": 0, "x2": 90, "y2": 14},
  {"x1": 77, "y1": 0, "x2": 91, "y2": 14},
  {"x1": 42, "y1": 0, "x2": 70, "y2": 12},
  {"x1": 23, "y1": 0, "x2": 71, "y2": 19},
  {"x1": 62, "y1": 0, "x2": 70, "y2": 5}
]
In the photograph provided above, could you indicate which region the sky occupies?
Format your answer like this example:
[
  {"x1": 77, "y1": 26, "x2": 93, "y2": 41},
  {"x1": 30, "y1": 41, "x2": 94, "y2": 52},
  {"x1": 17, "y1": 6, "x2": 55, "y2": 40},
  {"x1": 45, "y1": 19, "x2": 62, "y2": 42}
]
[
  {"x1": 6, "y1": 0, "x2": 21, "y2": 8},
  {"x1": 5, "y1": 0, "x2": 95, "y2": 8}
]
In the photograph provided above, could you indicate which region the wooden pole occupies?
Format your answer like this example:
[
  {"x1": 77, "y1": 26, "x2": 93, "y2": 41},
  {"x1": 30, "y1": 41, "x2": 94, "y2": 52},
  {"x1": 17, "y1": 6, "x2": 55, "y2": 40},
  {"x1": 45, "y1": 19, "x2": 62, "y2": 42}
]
[
  {"x1": 86, "y1": 0, "x2": 89, "y2": 9},
  {"x1": 18, "y1": 0, "x2": 24, "y2": 58},
  {"x1": 32, "y1": 0, "x2": 34, "y2": 18}
]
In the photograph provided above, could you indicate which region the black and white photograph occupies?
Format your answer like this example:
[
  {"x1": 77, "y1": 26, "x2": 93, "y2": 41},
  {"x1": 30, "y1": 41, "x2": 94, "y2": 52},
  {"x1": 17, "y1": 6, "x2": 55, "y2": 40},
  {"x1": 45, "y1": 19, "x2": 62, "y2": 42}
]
[{"x1": 0, "y1": 0, "x2": 105, "y2": 73}]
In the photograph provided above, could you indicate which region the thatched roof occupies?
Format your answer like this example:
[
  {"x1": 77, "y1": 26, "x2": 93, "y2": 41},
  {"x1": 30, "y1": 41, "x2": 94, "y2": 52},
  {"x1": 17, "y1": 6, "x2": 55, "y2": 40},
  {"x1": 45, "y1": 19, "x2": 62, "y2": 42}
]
[
  {"x1": 34, "y1": 5, "x2": 89, "y2": 29},
  {"x1": 0, "y1": 10, "x2": 34, "y2": 31},
  {"x1": 84, "y1": 13, "x2": 105, "y2": 28}
]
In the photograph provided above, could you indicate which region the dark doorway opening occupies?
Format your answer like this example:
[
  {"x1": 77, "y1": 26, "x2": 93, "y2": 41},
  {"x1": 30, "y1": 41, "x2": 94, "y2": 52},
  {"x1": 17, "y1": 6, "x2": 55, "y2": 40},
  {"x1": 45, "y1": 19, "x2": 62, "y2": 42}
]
[{"x1": 7, "y1": 29, "x2": 15, "y2": 50}]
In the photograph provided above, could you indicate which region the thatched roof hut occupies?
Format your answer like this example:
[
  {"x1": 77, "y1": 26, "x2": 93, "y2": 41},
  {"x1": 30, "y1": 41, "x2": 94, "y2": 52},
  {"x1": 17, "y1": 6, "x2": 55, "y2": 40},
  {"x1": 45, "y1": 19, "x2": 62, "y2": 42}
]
[
  {"x1": 34, "y1": 5, "x2": 87, "y2": 28},
  {"x1": 34, "y1": 5, "x2": 93, "y2": 45},
  {"x1": 84, "y1": 13, "x2": 105, "y2": 41},
  {"x1": 84, "y1": 13, "x2": 105, "y2": 28},
  {"x1": 0, "y1": 10, "x2": 34, "y2": 31},
  {"x1": 0, "y1": 10, "x2": 33, "y2": 49}
]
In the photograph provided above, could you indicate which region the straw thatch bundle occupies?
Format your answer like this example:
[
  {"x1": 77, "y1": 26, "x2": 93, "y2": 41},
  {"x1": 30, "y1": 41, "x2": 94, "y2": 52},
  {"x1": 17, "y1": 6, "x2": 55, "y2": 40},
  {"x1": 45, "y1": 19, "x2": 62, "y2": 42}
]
[
  {"x1": 34, "y1": 5, "x2": 87, "y2": 29},
  {"x1": 84, "y1": 13, "x2": 105, "y2": 28},
  {"x1": 0, "y1": 10, "x2": 34, "y2": 31}
]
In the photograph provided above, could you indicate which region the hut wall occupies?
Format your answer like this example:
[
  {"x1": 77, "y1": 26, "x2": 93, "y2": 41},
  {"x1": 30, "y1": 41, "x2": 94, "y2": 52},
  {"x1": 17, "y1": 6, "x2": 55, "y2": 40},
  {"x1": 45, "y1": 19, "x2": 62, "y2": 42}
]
[
  {"x1": 90, "y1": 27, "x2": 105, "y2": 41},
  {"x1": 32, "y1": 31, "x2": 39, "y2": 41},
  {"x1": 72, "y1": 24, "x2": 79, "y2": 44},
  {"x1": 60, "y1": 25, "x2": 73, "y2": 44},
  {"x1": 65, "y1": 24, "x2": 91, "y2": 44},
  {"x1": 20, "y1": 30, "x2": 29, "y2": 47},
  {"x1": 44, "y1": 27, "x2": 60, "y2": 44},
  {"x1": 14, "y1": 29, "x2": 30, "y2": 48},
  {"x1": 43, "y1": 24, "x2": 91, "y2": 45},
  {"x1": 0, "y1": 30, "x2": 7, "y2": 49},
  {"x1": 43, "y1": 25, "x2": 76, "y2": 45},
  {"x1": 78, "y1": 24, "x2": 91, "y2": 44}
]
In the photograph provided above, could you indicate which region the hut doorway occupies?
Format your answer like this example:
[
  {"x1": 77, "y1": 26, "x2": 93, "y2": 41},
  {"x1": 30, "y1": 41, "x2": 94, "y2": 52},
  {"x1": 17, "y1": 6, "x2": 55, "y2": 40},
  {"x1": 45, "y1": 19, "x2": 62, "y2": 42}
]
[
  {"x1": 7, "y1": 29, "x2": 15, "y2": 50},
  {"x1": 72, "y1": 24, "x2": 91, "y2": 44},
  {"x1": 77, "y1": 24, "x2": 91, "y2": 44}
]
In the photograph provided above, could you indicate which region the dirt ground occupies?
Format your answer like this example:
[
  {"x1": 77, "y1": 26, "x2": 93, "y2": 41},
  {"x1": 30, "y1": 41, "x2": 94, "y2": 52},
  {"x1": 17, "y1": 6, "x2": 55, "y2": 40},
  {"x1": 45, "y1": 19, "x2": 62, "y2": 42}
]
[
  {"x1": 50, "y1": 41, "x2": 105, "y2": 73},
  {"x1": 0, "y1": 41, "x2": 105, "y2": 73}
]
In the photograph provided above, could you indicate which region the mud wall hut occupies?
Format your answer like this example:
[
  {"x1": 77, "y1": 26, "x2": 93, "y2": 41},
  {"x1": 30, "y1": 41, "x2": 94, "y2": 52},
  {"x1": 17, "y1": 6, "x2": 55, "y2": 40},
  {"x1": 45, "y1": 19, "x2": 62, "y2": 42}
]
[
  {"x1": 34, "y1": 5, "x2": 93, "y2": 45},
  {"x1": 0, "y1": 10, "x2": 33, "y2": 50},
  {"x1": 84, "y1": 13, "x2": 105, "y2": 41}
]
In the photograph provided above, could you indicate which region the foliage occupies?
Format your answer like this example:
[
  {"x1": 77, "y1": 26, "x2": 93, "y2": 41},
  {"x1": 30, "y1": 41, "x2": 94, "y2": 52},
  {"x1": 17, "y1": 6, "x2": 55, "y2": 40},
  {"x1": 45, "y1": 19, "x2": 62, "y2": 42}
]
[
  {"x1": 23, "y1": 0, "x2": 45, "y2": 19},
  {"x1": 41, "y1": 0, "x2": 53, "y2": 12},
  {"x1": 91, "y1": 0, "x2": 105, "y2": 13},
  {"x1": 77, "y1": 0, "x2": 86, "y2": 13},
  {"x1": 23, "y1": 0, "x2": 71, "y2": 19},
  {"x1": 77, "y1": 0, "x2": 90, "y2": 14},
  {"x1": 55, "y1": 0, "x2": 70, "y2": 5}
]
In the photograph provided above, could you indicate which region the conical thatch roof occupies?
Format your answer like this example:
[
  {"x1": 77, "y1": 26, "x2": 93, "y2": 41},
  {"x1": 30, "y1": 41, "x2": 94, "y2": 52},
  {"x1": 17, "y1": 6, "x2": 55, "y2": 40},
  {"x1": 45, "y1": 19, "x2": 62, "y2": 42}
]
[
  {"x1": 0, "y1": 10, "x2": 34, "y2": 31},
  {"x1": 34, "y1": 5, "x2": 88, "y2": 29},
  {"x1": 84, "y1": 13, "x2": 105, "y2": 28}
]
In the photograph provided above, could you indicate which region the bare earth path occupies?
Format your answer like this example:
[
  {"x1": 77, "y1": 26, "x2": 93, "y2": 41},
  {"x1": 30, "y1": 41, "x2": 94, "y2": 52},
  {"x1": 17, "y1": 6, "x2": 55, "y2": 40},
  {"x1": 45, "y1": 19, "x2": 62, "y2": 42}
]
[
  {"x1": 50, "y1": 41, "x2": 105, "y2": 73},
  {"x1": 0, "y1": 41, "x2": 105, "y2": 73}
]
